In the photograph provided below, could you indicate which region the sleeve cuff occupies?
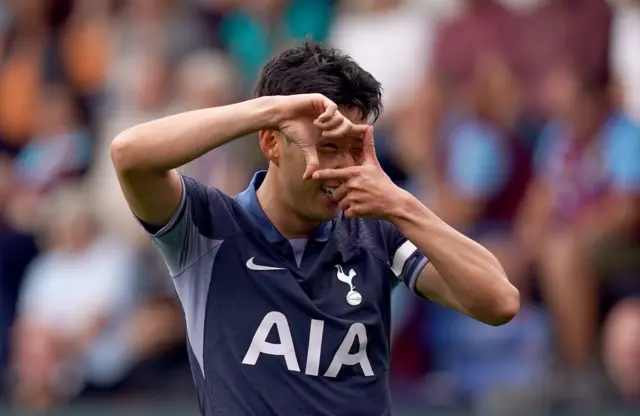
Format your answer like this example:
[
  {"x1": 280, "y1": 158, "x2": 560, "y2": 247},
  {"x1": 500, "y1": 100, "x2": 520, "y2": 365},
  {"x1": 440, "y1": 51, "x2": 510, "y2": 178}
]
[{"x1": 404, "y1": 255, "x2": 429, "y2": 299}]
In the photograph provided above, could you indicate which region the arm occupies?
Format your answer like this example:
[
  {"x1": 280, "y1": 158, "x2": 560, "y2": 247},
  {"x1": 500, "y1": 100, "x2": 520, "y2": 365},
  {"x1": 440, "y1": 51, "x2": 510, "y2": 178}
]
[
  {"x1": 110, "y1": 96, "x2": 278, "y2": 227},
  {"x1": 515, "y1": 178, "x2": 554, "y2": 261},
  {"x1": 110, "y1": 93, "x2": 351, "y2": 227},
  {"x1": 390, "y1": 191, "x2": 519, "y2": 326},
  {"x1": 313, "y1": 128, "x2": 520, "y2": 326}
]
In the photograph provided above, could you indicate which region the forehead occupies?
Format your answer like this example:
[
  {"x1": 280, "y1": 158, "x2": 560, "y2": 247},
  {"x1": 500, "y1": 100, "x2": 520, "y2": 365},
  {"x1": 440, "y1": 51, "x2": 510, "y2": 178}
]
[{"x1": 338, "y1": 106, "x2": 365, "y2": 124}]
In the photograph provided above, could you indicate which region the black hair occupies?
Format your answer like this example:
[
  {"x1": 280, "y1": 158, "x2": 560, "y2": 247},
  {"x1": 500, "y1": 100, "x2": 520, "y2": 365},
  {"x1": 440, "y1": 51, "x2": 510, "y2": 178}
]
[{"x1": 255, "y1": 40, "x2": 383, "y2": 122}]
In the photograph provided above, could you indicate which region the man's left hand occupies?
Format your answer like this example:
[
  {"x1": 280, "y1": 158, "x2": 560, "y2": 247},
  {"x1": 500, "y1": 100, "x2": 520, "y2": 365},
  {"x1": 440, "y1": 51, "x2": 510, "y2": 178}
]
[{"x1": 312, "y1": 127, "x2": 405, "y2": 219}]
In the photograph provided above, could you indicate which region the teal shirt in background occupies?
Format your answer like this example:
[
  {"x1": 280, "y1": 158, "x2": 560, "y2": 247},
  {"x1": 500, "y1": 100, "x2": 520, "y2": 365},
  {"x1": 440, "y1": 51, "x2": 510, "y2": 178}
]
[{"x1": 219, "y1": 0, "x2": 334, "y2": 90}]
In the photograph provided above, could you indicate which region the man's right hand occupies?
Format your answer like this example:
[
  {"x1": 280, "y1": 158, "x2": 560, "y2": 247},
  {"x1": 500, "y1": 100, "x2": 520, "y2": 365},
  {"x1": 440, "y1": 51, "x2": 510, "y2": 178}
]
[{"x1": 272, "y1": 94, "x2": 369, "y2": 179}]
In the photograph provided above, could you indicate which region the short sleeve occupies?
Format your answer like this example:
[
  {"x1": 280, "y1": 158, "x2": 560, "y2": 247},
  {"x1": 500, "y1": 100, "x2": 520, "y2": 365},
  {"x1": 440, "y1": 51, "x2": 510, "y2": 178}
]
[
  {"x1": 382, "y1": 222, "x2": 429, "y2": 296},
  {"x1": 447, "y1": 123, "x2": 509, "y2": 198},
  {"x1": 139, "y1": 175, "x2": 238, "y2": 277},
  {"x1": 604, "y1": 117, "x2": 640, "y2": 192}
]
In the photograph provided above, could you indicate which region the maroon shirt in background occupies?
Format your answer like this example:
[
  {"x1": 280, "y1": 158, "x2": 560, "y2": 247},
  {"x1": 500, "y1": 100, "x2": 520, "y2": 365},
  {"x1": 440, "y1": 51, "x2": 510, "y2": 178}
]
[
  {"x1": 514, "y1": 0, "x2": 612, "y2": 118},
  {"x1": 432, "y1": 0, "x2": 518, "y2": 88},
  {"x1": 431, "y1": 0, "x2": 612, "y2": 118}
]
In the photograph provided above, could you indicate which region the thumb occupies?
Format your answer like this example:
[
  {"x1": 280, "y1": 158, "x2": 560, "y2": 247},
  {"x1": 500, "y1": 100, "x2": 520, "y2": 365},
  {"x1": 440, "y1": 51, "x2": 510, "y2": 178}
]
[
  {"x1": 302, "y1": 145, "x2": 320, "y2": 180},
  {"x1": 362, "y1": 126, "x2": 378, "y2": 166}
]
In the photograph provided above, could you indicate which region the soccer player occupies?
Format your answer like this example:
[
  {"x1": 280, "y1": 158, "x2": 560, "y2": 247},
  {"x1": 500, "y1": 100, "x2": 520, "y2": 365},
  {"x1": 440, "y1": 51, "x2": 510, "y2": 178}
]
[{"x1": 111, "y1": 42, "x2": 519, "y2": 415}]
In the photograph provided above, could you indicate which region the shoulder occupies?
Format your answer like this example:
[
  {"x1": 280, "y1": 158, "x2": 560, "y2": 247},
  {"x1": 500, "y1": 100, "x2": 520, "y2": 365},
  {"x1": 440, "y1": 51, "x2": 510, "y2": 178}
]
[
  {"x1": 335, "y1": 217, "x2": 399, "y2": 263},
  {"x1": 180, "y1": 175, "x2": 244, "y2": 240}
]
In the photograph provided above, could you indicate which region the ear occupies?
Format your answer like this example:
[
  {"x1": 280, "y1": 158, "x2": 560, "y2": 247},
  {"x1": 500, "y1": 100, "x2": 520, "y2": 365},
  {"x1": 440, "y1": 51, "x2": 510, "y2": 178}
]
[{"x1": 259, "y1": 130, "x2": 281, "y2": 167}]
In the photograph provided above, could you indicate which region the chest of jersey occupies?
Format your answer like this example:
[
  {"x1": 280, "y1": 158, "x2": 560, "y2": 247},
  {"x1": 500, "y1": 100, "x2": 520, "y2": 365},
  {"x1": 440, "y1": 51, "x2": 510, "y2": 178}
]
[{"x1": 204, "y1": 233, "x2": 394, "y2": 381}]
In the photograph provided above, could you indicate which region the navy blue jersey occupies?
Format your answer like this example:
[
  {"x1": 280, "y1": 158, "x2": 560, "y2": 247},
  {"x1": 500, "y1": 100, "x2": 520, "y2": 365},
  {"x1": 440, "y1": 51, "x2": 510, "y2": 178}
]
[{"x1": 144, "y1": 171, "x2": 428, "y2": 416}]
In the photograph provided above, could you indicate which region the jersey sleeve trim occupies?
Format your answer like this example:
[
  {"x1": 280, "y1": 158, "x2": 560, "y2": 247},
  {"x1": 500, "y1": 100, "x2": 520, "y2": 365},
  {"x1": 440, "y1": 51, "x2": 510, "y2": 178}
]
[
  {"x1": 404, "y1": 254, "x2": 429, "y2": 298},
  {"x1": 390, "y1": 239, "x2": 430, "y2": 297}
]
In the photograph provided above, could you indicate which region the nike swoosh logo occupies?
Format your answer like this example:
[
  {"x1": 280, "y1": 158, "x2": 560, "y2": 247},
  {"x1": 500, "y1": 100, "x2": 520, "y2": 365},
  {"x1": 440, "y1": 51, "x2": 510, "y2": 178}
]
[{"x1": 246, "y1": 257, "x2": 286, "y2": 271}]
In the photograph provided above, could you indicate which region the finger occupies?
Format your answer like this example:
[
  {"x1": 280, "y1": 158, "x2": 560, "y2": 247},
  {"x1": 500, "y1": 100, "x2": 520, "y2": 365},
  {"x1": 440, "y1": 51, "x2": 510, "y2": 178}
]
[
  {"x1": 317, "y1": 99, "x2": 338, "y2": 123},
  {"x1": 312, "y1": 166, "x2": 361, "y2": 181},
  {"x1": 339, "y1": 195, "x2": 353, "y2": 212},
  {"x1": 361, "y1": 126, "x2": 379, "y2": 166},
  {"x1": 330, "y1": 183, "x2": 349, "y2": 202},
  {"x1": 344, "y1": 210, "x2": 356, "y2": 218},
  {"x1": 321, "y1": 121, "x2": 370, "y2": 140},
  {"x1": 342, "y1": 204, "x2": 357, "y2": 218},
  {"x1": 320, "y1": 117, "x2": 352, "y2": 139},
  {"x1": 302, "y1": 146, "x2": 320, "y2": 180},
  {"x1": 350, "y1": 123, "x2": 370, "y2": 138},
  {"x1": 314, "y1": 111, "x2": 344, "y2": 131}
]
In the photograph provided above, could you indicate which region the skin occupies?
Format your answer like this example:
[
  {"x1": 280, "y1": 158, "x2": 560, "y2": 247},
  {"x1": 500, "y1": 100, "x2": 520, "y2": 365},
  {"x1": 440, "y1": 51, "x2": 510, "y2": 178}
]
[
  {"x1": 256, "y1": 105, "x2": 368, "y2": 237},
  {"x1": 516, "y1": 65, "x2": 640, "y2": 366},
  {"x1": 112, "y1": 93, "x2": 519, "y2": 327}
]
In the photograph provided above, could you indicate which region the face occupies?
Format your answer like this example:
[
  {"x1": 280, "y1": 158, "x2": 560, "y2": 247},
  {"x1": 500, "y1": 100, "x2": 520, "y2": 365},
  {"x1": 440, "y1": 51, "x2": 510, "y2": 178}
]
[{"x1": 267, "y1": 106, "x2": 365, "y2": 223}]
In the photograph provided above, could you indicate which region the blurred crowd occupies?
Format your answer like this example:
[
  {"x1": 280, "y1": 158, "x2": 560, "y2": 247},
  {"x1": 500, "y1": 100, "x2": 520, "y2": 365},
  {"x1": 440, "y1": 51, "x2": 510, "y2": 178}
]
[{"x1": 0, "y1": 0, "x2": 638, "y2": 413}]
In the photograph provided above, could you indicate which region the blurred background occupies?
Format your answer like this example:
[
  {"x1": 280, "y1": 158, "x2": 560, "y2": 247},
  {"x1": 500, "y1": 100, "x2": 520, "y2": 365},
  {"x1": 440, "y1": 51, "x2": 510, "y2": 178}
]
[{"x1": 0, "y1": 0, "x2": 639, "y2": 415}]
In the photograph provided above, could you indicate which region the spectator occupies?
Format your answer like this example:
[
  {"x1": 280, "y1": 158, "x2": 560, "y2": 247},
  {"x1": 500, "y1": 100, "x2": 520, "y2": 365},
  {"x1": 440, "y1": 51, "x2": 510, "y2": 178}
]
[
  {"x1": 431, "y1": 0, "x2": 518, "y2": 108},
  {"x1": 91, "y1": 9, "x2": 181, "y2": 242},
  {"x1": 107, "y1": 241, "x2": 191, "y2": 398},
  {"x1": 13, "y1": 83, "x2": 92, "y2": 192},
  {"x1": 0, "y1": 154, "x2": 38, "y2": 387},
  {"x1": 0, "y1": 0, "x2": 637, "y2": 412},
  {"x1": 514, "y1": 0, "x2": 612, "y2": 122},
  {"x1": 217, "y1": 0, "x2": 335, "y2": 88},
  {"x1": 10, "y1": 184, "x2": 138, "y2": 411},
  {"x1": 58, "y1": 0, "x2": 112, "y2": 135},
  {"x1": 403, "y1": 56, "x2": 548, "y2": 405},
  {"x1": 0, "y1": 0, "x2": 51, "y2": 151},
  {"x1": 516, "y1": 63, "x2": 640, "y2": 405},
  {"x1": 330, "y1": 0, "x2": 437, "y2": 187},
  {"x1": 174, "y1": 49, "x2": 255, "y2": 194}
]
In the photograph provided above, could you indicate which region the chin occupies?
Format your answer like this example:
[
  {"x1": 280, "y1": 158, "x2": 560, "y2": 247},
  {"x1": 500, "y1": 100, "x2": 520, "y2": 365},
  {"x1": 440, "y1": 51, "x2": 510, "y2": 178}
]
[
  {"x1": 317, "y1": 208, "x2": 340, "y2": 221},
  {"x1": 306, "y1": 200, "x2": 340, "y2": 222}
]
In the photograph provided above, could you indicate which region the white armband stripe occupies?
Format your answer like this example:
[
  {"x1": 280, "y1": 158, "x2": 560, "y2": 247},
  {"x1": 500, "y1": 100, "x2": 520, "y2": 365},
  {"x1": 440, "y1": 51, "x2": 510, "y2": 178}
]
[{"x1": 391, "y1": 240, "x2": 418, "y2": 278}]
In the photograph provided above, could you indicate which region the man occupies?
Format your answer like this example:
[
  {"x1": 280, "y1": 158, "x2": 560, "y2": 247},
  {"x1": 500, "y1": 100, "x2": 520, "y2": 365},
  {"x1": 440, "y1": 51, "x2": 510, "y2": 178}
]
[
  {"x1": 111, "y1": 42, "x2": 519, "y2": 416},
  {"x1": 514, "y1": 64, "x2": 640, "y2": 407}
]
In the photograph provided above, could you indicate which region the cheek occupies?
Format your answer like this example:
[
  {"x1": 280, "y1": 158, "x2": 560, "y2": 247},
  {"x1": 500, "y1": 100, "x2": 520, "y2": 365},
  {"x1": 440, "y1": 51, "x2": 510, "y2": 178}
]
[
  {"x1": 317, "y1": 152, "x2": 336, "y2": 168},
  {"x1": 282, "y1": 146, "x2": 306, "y2": 170}
]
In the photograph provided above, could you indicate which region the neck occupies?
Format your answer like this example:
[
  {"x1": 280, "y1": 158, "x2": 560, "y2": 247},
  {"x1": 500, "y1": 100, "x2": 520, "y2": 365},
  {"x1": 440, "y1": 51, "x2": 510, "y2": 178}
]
[{"x1": 256, "y1": 169, "x2": 321, "y2": 239}]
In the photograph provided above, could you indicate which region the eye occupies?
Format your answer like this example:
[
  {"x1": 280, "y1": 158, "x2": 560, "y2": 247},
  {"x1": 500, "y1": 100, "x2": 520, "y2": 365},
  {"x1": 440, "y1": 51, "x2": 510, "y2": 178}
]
[{"x1": 321, "y1": 143, "x2": 339, "y2": 150}]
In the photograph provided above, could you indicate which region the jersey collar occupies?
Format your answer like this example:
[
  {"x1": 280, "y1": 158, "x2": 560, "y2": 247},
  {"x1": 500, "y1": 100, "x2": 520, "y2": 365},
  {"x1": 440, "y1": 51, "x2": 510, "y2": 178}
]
[{"x1": 235, "y1": 171, "x2": 334, "y2": 243}]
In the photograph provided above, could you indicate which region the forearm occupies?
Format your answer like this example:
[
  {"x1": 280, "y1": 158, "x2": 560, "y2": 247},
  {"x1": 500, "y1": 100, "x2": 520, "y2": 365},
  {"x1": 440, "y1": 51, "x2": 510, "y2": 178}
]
[
  {"x1": 390, "y1": 191, "x2": 519, "y2": 325},
  {"x1": 111, "y1": 96, "x2": 278, "y2": 173},
  {"x1": 110, "y1": 96, "x2": 280, "y2": 225}
]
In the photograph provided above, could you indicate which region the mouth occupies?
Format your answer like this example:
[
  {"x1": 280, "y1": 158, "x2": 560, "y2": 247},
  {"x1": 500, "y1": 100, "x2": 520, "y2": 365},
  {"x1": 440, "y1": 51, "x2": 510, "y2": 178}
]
[{"x1": 321, "y1": 184, "x2": 335, "y2": 197}]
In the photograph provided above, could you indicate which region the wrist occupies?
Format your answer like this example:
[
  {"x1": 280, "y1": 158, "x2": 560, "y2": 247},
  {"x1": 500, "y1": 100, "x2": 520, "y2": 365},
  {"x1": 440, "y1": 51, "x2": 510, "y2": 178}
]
[
  {"x1": 386, "y1": 188, "x2": 421, "y2": 224},
  {"x1": 253, "y1": 96, "x2": 284, "y2": 130}
]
